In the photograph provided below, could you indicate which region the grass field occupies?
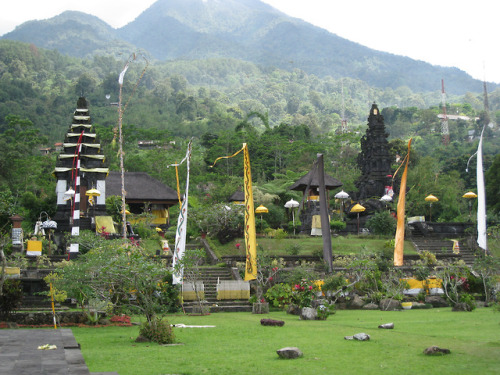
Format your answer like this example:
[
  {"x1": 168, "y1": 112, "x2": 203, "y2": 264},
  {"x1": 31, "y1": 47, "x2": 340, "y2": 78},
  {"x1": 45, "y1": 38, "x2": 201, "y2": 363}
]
[
  {"x1": 72, "y1": 308, "x2": 500, "y2": 375},
  {"x1": 213, "y1": 235, "x2": 417, "y2": 257}
]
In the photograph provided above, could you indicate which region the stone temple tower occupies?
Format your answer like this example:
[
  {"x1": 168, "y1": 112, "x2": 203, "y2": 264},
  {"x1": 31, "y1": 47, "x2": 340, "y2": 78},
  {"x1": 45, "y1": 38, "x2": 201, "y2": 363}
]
[
  {"x1": 354, "y1": 103, "x2": 393, "y2": 200},
  {"x1": 52, "y1": 97, "x2": 109, "y2": 238}
]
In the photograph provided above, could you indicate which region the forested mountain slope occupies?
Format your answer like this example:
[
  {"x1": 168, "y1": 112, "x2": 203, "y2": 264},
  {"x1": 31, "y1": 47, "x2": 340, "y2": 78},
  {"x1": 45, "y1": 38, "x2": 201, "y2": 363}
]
[{"x1": 2, "y1": 0, "x2": 494, "y2": 94}]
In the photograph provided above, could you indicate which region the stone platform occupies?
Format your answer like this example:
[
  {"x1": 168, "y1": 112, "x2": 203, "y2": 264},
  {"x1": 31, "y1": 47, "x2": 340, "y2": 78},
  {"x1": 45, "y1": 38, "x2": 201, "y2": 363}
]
[{"x1": 0, "y1": 328, "x2": 118, "y2": 375}]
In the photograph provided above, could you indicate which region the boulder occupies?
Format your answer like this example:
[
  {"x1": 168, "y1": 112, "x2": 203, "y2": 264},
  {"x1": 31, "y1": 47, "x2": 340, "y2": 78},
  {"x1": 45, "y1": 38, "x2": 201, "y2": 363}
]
[
  {"x1": 300, "y1": 307, "x2": 317, "y2": 320},
  {"x1": 349, "y1": 294, "x2": 365, "y2": 309},
  {"x1": 423, "y1": 346, "x2": 451, "y2": 355},
  {"x1": 286, "y1": 304, "x2": 301, "y2": 315},
  {"x1": 425, "y1": 295, "x2": 449, "y2": 308},
  {"x1": 378, "y1": 322, "x2": 394, "y2": 329},
  {"x1": 452, "y1": 302, "x2": 473, "y2": 312},
  {"x1": 379, "y1": 298, "x2": 401, "y2": 311},
  {"x1": 345, "y1": 333, "x2": 370, "y2": 341},
  {"x1": 363, "y1": 302, "x2": 379, "y2": 310},
  {"x1": 277, "y1": 347, "x2": 303, "y2": 359},
  {"x1": 353, "y1": 333, "x2": 370, "y2": 341}
]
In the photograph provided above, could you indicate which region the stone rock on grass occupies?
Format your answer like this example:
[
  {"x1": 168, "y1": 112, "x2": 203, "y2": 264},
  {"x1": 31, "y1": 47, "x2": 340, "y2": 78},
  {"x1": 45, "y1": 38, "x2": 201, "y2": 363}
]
[
  {"x1": 363, "y1": 302, "x2": 379, "y2": 310},
  {"x1": 425, "y1": 295, "x2": 449, "y2": 308},
  {"x1": 349, "y1": 294, "x2": 365, "y2": 309},
  {"x1": 423, "y1": 346, "x2": 451, "y2": 355},
  {"x1": 300, "y1": 307, "x2": 317, "y2": 320},
  {"x1": 277, "y1": 347, "x2": 303, "y2": 359},
  {"x1": 378, "y1": 322, "x2": 394, "y2": 329},
  {"x1": 379, "y1": 298, "x2": 401, "y2": 311},
  {"x1": 287, "y1": 304, "x2": 301, "y2": 315},
  {"x1": 345, "y1": 333, "x2": 370, "y2": 341}
]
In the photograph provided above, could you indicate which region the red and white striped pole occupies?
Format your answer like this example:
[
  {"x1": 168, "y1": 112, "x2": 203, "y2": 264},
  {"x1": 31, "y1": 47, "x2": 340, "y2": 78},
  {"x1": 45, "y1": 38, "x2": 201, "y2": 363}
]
[{"x1": 69, "y1": 132, "x2": 84, "y2": 259}]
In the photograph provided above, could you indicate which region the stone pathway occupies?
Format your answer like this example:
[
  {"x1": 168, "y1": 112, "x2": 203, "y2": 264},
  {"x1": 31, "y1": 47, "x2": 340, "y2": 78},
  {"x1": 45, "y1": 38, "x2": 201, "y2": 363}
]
[{"x1": 0, "y1": 328, "x2": 118, "y2": 375}]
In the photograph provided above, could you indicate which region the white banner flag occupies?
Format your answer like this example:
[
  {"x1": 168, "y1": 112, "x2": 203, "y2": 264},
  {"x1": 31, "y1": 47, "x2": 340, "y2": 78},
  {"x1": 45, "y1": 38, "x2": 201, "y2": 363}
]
[
  {"x1": 476, "y1": 126, "x2": 487, "y2": 251},
  {"x1": 172, "y1": 141, "x2": 193, "y2": 284}
]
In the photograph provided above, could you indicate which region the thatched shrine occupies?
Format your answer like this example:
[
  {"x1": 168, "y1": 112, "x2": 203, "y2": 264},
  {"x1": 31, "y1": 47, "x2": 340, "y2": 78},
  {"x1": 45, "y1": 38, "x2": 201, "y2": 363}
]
[{"x1": 289, "y1": 168, "x2": 342, "y2": 235}]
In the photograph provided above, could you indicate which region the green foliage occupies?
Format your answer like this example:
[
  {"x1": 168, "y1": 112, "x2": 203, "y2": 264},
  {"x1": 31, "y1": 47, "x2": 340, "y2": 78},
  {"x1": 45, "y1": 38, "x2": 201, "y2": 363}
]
[
  {"x1": 329, "y1": 219, "x2": 346, "y2": 231},
  {"x1": 322, "y1": 273, "x2": 347, "y2": 294},
  {"x1": 264, "y1": 283, "x2": 294, "y2": 309},
  {"x1": 189, "y1": 203, "x2": 243, "y2": 244},
  {"x1": 292, "y1": 280, "x2": 318, "y2": 308},
  {"x1": 365, "y1": 211, "x2": 396, "y2": 235},
  {"x1": 316, "y1": 302, "x2": 335, "y2": 320},
  {"x1": 139, "y1": 317, "x2": 175, "y2": 344},
  {"x1": 419, "y1": 250, "x2": 437, "y2": 266},
  {"x1": 50, "y1": 239, "x2": 180, "y2": 321},
  {"x1": 436, "y1": 262, "x2": 474, "y2": 307},
  {"x1": 285, "y1": 243, "x2": 301, "y2": 256},
  {"x1": 486, "y1": 153, "x2": 500, "y2": 215},
  {"x1": 0, "y1": 279, "x2": 23, "y2": 320}
]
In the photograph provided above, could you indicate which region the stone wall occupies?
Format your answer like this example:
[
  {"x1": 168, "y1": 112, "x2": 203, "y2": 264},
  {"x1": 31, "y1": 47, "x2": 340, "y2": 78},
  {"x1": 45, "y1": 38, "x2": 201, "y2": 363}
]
[{"x1": 8, "y1": 311, "x2": 88, "y2": 325}]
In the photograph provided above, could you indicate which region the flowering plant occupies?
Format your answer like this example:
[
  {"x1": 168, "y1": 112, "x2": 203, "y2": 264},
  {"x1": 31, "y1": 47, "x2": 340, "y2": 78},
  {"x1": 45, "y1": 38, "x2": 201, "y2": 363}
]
[{"x1": 293, "y1": 280, "x2": 317, "y2": 308}]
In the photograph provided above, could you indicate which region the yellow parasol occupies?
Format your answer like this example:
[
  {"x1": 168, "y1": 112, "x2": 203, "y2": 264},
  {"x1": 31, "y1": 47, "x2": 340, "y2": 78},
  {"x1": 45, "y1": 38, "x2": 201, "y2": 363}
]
[
  {"x1": 462, "y1": 191, "x2": 477, "y2": 219},
  {"x1": 350, "y1": 203, "x2": 365, "y2": 235},
  {"x1": 425, "y1": 195, "x2": 438, "y2": 222}
]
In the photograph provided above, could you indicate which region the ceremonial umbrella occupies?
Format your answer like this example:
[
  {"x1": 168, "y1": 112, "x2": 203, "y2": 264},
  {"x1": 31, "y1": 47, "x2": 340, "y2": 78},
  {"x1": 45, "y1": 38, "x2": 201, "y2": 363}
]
[
  {"x1": 255, "y1": 205, "x2": 268, "y2": 230},
  {"x1": 284, "y1": 199, "x2": 300, "y2": 234},
  {"x1": 424, "y1": 194, "x2": 439, "y2": 222},
  {"x1": 334, "y1": 190, "x2": 350, "y2": 220},
  {"x1": 350, "y1": 203, "x2": 366, "y2": 235},
  {"x1": 462, "y1": 191, "x2": 478, "y2": 219}
]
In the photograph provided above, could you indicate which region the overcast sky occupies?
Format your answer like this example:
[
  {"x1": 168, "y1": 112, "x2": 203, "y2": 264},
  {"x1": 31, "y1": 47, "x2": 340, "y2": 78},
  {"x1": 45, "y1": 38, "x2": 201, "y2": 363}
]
[{"x1": 1, "y1": 0, "x2": 498, "y2": 84}]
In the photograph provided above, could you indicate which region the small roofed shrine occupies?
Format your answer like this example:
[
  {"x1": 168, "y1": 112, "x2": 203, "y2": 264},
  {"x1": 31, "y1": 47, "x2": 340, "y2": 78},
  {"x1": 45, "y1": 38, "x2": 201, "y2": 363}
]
[
  {"x1": 354, "y1": 103, "x2": 393, "y2": 201},
  {"x1": 105, "y1": 171, "x2": 179, "y2": 228},
  {"x1": 228, "y1": 190, "x2": 245, "y2": 205},
  {"x1": 52, "y1": 97, "x2": 109, "y2": 236},
  {"x1": 289, "y1": 168, "x2": 342, "y2": 235}
]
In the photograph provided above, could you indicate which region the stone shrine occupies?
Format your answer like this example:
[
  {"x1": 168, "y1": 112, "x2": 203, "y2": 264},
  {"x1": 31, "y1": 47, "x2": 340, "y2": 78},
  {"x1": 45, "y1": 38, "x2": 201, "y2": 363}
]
[
  {"x1": 52, "y1": 97, "x2": 109, "y2": 237},
  {"x1": 354, "y1": 103, "x2": 393, "y2": 200}
]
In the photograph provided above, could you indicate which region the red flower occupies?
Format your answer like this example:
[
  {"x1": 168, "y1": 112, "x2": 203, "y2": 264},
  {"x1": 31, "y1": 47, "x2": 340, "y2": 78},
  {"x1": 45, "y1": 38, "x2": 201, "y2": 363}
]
[
  {"x1": 309, "y1": 285, "x2": 313, "y2": 290},
  {"x1": 260, "y1": 298, "x2": 266, "y2": 303}
]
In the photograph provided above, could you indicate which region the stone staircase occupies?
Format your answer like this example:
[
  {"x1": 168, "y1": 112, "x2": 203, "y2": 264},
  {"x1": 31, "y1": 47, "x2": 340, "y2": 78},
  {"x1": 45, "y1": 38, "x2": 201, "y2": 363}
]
[
  {"x1": 181, "y1": 266, "x2": 252, "y2": 313},
  {"x1": 411, "y1": 237, "x2": 477, "y2": 266}
]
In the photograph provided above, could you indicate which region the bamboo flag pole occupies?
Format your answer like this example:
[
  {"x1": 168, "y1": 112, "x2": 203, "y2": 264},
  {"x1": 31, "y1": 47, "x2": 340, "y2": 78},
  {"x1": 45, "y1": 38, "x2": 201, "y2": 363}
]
[{"x1": 394, "y1": 138, "x2": 412, "y2": 266}]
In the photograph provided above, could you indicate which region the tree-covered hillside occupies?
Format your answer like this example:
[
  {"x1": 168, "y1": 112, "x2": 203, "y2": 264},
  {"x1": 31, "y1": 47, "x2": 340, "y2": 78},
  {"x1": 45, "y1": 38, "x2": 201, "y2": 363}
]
[
  {"x1": 0, "y1": 39, "x2": 499, "y2": 234},
  {"x1": 2, "y1": 0, "x2": 495, "y2": 94}
]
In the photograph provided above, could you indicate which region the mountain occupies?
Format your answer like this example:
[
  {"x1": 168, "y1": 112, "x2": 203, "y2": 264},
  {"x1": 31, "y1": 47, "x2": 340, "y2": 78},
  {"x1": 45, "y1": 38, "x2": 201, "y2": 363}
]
[
  {"x1": 1, "y1": 0, "x2": 493, "y2": 94},
  {"x1": 1, "y1": 10, "x2": 136, "y2": 58}
]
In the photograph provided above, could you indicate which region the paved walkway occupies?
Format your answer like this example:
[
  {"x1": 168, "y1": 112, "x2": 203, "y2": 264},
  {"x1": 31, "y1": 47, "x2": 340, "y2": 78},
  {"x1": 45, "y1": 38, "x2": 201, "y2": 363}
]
[{"x1": 0, "y1": 328, "x2": 118, "y2": 375}]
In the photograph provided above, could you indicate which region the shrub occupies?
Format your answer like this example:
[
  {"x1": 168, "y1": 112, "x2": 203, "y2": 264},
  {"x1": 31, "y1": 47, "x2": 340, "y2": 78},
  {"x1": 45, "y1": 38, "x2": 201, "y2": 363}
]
[
  {"x1": 260, "y1": 319, "x2": 285, "y2": 326},
  {"x1": 365, "y1": 211, "x2": 396, "y2": 235},
  {"x1": 110, "y1": 314, "x2": 132, "y2": 326},
  {"x1": 139, "y1": 318, "x2": 175, "y2": 344},
  {"x1": 265, "y1": 283, "x2": 294, "y2": 309},
  {"x1": 317, "y1": 302, "x2": 336, "y2": 320},
  {"x1": 330, "y1": 220, "x2": 346, "y2": 232},
  {"x1": 0, "y1": 279, "x2": 23, "y2": 320},
  {"x1": 285, "y1": 243, "x2": 302, "y2": 255}
]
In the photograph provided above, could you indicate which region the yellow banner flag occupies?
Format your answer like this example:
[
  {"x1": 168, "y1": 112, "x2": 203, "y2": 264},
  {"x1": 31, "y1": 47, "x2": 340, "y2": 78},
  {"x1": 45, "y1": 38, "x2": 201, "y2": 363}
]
[
  {"x1": 211, "y1": 143, "x2": 257, "y2": 280},
  {"x1": 394, "y1": 138, "x2": 412, "y2": 266}
]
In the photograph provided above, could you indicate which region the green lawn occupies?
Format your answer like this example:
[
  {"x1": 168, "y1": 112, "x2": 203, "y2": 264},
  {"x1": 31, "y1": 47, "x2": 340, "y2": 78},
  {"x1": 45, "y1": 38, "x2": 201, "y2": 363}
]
[
  {"x1": 72, "y1": 308, "x2": 500, "y2": 375},
  {"x1": 212, "y1": 235, "x2": 417, "y2": 257}
]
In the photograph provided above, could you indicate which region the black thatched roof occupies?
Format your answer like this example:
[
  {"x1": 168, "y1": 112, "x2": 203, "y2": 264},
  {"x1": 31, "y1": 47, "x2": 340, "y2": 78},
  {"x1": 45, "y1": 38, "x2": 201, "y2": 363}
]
[
  {"x1": 229, "y1": 190, "x2": 244, "y2": 202},
  {"x1": 289, "y1": 169, "x2": 342, "y2": 191},
  {"x1": 106, "y1": 171, "x2": 178, "y2": 204}
]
